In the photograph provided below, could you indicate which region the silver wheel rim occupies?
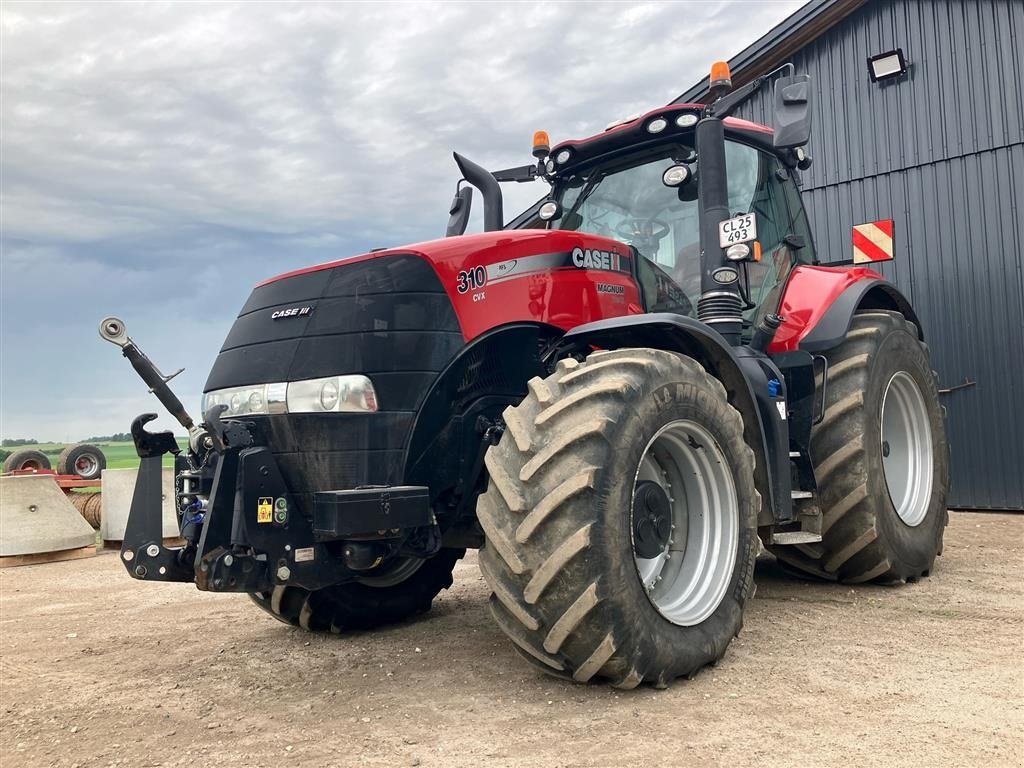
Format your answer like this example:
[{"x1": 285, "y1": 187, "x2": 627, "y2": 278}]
[
  {"x1": 631, "y1": 419, "x2": 739, "y2": 626},
  {"x1": 881, "y1": 371, "x2": 933, "y2": 527},
  {"x1": 356, "y1": 556, "x2": 425, "y2": 588},
  {"x1": 75, "y1": 454, "x2": 99, "y2": 477}
]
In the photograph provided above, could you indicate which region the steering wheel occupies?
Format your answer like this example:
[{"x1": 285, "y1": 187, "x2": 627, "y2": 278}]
[
  {"x1": 615, "y1": 218, "x2": 671, "y2": 245},
  {"x1": 615, "y1": 218, "x2": 671, "y2": 243}
]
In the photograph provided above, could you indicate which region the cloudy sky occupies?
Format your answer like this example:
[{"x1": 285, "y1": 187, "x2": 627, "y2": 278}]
[{"x1": 1, "y1": 0, "x2": 802, "y2": 441}]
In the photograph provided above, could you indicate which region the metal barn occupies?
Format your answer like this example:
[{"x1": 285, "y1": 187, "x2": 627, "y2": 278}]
[{"x1": 678, "y1": 0, "x2": 1024, "y2": 509}]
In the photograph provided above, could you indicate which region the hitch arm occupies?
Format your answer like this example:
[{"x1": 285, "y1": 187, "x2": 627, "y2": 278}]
[
  {"x1": 120, "y1": 414, "x2": 194, "y2": 582},
  {"x1": 98, "y1": 316, "x2": 196, "y2": 432}
]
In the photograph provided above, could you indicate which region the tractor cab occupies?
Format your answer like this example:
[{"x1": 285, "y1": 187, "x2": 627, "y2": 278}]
[
  {"x1": 537, "y1": 108, "x2": 817, "y2": 331},
  {"x1": 450, "y1": 63, "x2": 819, "y2": 342}
]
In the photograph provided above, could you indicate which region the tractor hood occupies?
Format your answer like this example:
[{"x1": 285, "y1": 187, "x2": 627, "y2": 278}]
[
  {"x1": 206, "y1": 228, "x2": 643, "y2": 394},
  {"x1": 249, "y1": 229, "x2": 642, "y2": 337}
]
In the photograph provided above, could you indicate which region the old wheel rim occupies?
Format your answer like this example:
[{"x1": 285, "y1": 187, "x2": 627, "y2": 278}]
[
  {"x1": 631, "y1": 419, "x2": 738, "y2": 627},
  {"x1": 356, "y1": 556, "x2": 425, "y2": 588},
  {"x1": 881, "y1": 371, "x2": 933, "y2": 527},
  {"x1": 75, "y1": 454, "x2": 99, "y2": 477}
]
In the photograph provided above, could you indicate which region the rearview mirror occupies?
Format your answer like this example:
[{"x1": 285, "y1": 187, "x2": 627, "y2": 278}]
[
  {"x1": 772, "y1": 74, "x2": 812, "y2": 149},
  {"x1": 446, "y1": 186, "x2": 473, "y2": 237}
]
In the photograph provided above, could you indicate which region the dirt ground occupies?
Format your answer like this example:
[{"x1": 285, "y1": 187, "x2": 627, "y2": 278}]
[{"x1": 1, "y1": 512, "x2": 1021, "y2": 768}]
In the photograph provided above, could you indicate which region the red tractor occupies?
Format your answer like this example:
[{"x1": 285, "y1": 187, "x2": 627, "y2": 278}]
[{"x1": 101, "y1": 61, "x2": 948, "y2": 688}]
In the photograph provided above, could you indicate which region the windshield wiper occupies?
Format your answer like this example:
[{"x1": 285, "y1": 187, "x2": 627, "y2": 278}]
[{"x1": 562, "y1": 172, "x2": 605, "y2": 225}]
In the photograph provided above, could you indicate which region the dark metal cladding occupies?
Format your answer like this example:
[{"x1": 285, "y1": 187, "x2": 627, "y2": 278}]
[
  {"x1": 205, "y1": 254, "x2": 462, "y2": 516},
  {"x1": 677, "y1": 0, "x2": 1024, "y2": 510}
]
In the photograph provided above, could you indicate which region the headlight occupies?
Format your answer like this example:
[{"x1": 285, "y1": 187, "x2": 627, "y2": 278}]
[
  {"x1": 287, "y1": 375, "x2": 378, "y2": 413},
  {"x1": 201, "y1": 384, "x2": 284, "y2": 417},
  {"x1": 201, "y1": 375, "x2": 378, "y2": 417}
]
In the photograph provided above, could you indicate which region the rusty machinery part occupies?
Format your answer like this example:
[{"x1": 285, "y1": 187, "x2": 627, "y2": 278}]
[
  {"x1": 767, "y1": 311, "x2": 949, "y2": 583},
  {"x1": 69, "y1": 491, "x2": 102, "y2": 529},
  {"x1": 476, "y1": 349, "x2": 759, "y2": 687},
  {"x1": 2, "y1": 449, "x2": 52, "y2": 474},
  {"x1": 57, "y1": 443, "x2": 107, "y2": 481}
]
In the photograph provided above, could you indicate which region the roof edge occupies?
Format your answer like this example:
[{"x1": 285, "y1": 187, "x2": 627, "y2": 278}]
[{"x1": 673, "y1": 0, "x2": 866, "y2": 104}]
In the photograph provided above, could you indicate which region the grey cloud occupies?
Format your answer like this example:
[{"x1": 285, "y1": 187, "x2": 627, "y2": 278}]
[{"x1": 1, "y1": 0, "x2": 802, "y2": 438}]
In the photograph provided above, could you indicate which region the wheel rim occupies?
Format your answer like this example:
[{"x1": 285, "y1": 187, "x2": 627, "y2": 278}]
[
  {"x1": 631, "y1": 419, "x2": 739, "y2": 627},
  {"x1": 356, "y1": 556, "x2": 425, "y2": 588},
  {"x1": 75, "y1": 454, "x2": 99, "y2": 477},
  {"x1": 881, "y1": 371, "x2": 933, "y2": 527}
]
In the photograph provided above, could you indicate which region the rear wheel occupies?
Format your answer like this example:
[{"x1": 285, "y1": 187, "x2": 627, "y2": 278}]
[
  {"x1": 2, "y1": 449, "x2": 51, "y2": 473},
  {"x1": 249, "y1": 548, "x2": 464, "y2": 631},
  {"x1": 477, "y1": 348, "x2": 758, "y2": 687},
  {"x1": 768, "y1": 311, "x2": 949, "y2": 583}
]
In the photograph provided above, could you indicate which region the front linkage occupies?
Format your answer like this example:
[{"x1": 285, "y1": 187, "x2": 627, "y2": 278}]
[{"x1": 101, "y1": 317, "x2": 440, "y2": 593}]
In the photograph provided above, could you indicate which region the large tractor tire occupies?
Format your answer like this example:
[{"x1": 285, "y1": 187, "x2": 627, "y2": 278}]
[
  {"x1": 57, "y1": 443, "x2": 107, "y2": 480},
  {"x1": 2, "y1": 449, "x2": 51, "y2": 473},
  {"x1": 477, "y1": 348, "x2": 759, "y2": 688},
  {"x1": 249, "y1": 548, "x2": 464, "y2": 632},
  {"x1": 769, "y1": 311, "x2": 949, "y2": 583}
]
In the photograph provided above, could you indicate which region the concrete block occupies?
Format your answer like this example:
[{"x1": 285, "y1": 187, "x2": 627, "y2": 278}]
[
  {"x1": 0, "y1": 475, "x2": 97, "y2": 556},
  {"x1": 100, "y1": 467, "x2": 179, "y2": 541}
]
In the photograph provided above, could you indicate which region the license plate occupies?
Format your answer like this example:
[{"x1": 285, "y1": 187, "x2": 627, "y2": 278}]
[{"x1": 719, "y1": 213, "x2": 757, "y2": 247}]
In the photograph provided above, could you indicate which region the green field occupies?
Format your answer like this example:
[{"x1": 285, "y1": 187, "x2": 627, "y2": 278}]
[{"x1": 4, "y1": 439, "x2": 189, "y2": 471}]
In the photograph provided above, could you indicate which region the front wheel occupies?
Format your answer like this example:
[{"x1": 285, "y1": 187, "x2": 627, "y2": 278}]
[
  {"x1": 477, "y1": 348, "x2": 759, "y2": 687},
  {"x1": 249, "y1": 548, "x2": 464, "y2": 632}
]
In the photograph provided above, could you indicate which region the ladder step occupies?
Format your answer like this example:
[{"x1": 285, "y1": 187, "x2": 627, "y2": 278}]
[
  {"x1": 791, "y1": 490, "x2": 813, "y2": 499},
  {"x1": 771, "y1": 531, "x2": 823, "y2": 545}
]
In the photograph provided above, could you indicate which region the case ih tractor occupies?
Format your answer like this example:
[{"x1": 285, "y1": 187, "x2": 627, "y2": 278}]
[{"x1": 101, "y1": 61, "x2": 948, "y2": 688}]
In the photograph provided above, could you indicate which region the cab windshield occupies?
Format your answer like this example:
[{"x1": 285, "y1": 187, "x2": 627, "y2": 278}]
[{"x1": 549, "y1": 141, "x2": 811, "y2": 320}]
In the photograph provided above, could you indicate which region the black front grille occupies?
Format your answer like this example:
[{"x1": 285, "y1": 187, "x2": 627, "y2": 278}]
[{"x1": 206, "y1": 254, "x2": 464, "y2": 511}]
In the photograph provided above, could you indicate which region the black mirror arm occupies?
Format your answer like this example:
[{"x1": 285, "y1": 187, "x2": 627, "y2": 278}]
[
  {"x1": 707, "y1": 63, "x2": 795, "y2": 119},
  {"x1": 492, "y1": 164, "x2": 540, "y2": 183},
  {"x1": 708, "y1": 76, "x2": 765, "y2": 119}
]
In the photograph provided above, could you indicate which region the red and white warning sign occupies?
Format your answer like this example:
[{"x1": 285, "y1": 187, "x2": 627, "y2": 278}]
[{"x1": 852, "y1": 219, "x2": 894, "y2": 264}]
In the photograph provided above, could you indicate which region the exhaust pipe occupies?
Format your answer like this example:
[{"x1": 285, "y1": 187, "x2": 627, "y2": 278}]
[{"x1": 453, "y1": 152, "x2": 503, "y2": 232}]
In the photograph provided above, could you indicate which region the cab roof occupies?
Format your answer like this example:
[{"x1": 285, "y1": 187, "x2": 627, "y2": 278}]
[{"x1": 548, "y1": 102, "x2": 773, "y2": 176}]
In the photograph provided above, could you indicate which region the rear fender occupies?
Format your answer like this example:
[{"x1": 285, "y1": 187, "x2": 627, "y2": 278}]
[
  {"x1": 801, "y1": 280, "x2": 921, "y2": 352},
  {"x1": 556, "y1": 313, "x2": 791, "y2": 526},
  {"x1": 770, "y1": 266, "x2": 921, "y2": 353}
]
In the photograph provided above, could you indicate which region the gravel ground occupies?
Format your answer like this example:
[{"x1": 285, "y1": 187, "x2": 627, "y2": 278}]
[{"x1": 1, "y1": 511, "x2": 1021, "y2": 767}]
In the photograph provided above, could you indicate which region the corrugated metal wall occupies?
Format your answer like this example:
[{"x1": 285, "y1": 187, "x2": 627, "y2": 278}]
[{"x1": 731, "y1": 0, "x2": 1024, "y2": 509}]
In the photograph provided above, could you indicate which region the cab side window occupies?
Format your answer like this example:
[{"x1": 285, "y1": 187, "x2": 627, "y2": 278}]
[{"x1": 725, "y1": 142, "x2": 809, "y2": 321}]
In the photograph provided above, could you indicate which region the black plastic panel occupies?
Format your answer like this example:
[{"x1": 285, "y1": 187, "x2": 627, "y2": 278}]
[
  {"x1": 322, "y1": 255, "x2": 445, "y2": 297},
  {"x1": 239, "y1": 269, "x2": 334, "y2": 315},
  {"x1": 206, "y1": 340, "x2": 299, "y2": 390},
  {"x1": 288, "y1": 331, "x2": 463, "y2": 378}
]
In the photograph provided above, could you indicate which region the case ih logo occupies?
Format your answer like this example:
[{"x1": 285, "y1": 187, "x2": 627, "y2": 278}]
[
  {"x1": 572, "y1": 246, "x2": 623, "y2": 271},
  {"x1": 271, "y1": 306, "x2": 312, "y2": 320}
]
